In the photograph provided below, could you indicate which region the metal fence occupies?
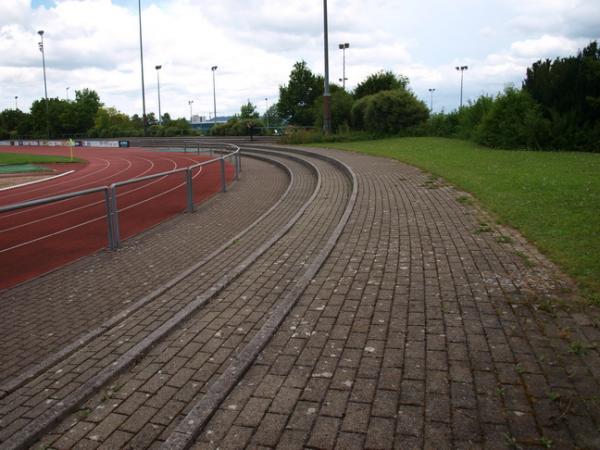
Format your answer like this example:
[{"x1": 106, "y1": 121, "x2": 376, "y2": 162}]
[{"x1": 0, "y1": 143, "x2": 241, "y2": 251}]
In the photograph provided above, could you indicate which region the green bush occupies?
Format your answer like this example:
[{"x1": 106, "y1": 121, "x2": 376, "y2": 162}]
[
  {"x1": 363, "y1": 89, "x2": 429, "y2": 134},
  {"x1": 350, "y1": 96, "x2": 370, "y2": 130},
  {"x1": 313, "y1": 87, "x2": 354, "y2": 132},
  {"x1": 474, "y1": 88, "x2": 549, "y2": 149}
]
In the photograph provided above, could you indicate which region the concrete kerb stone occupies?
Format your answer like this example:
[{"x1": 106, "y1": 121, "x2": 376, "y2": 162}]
[
  {"x1": 160, "y1": 148, "x2": 357, "y2": 450},
  {"x1": 0, "y1": 153, "x2": 292, "y2": 401},
  {"x1": 0, "y1": 153, "x2": 321, "y2": 450}
]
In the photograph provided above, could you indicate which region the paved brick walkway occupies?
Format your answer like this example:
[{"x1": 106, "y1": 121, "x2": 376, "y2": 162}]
[
  {"x1": 1, "y1": 144, "x2": 599, "y2": 449},
  {"x1": 0, "y1": 157, "x2": 287, "y2": 384}
]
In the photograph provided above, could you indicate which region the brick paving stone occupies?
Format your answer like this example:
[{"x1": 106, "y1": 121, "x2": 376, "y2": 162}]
[
  {"x1": 5, "y1": 143, "x2": 600, "y2": 449},
  {"x1": 0, "y1": 156, "x2": 287, "y2": 386},
  {"x1": 182, "y1": 145, "x2": 600, "y2": 449}
]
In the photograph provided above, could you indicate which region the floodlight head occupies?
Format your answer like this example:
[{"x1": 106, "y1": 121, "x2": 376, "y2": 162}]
[
  {"x1": 211, "y1": 66, "x2": 218, "y2": 71},
  {"x1": 38, "y1": 30, "x2": 44, "y2": 36},
  {"x1": 155, "y1": 65, "x2": 162, "y2": 70}
]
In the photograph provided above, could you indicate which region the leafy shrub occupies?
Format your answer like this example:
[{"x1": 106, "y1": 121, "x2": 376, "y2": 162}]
[
  {"x1": 363, "y1": 89, "x2": 429, "y2": 134},
  {"x1": 474, "y1": 88, "x2": 549, "y2": 149}
]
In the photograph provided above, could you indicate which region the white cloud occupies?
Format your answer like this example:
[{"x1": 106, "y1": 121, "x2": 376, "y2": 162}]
[{"x1": 0, "y1": 0, "x2": 599, "y2": 116}]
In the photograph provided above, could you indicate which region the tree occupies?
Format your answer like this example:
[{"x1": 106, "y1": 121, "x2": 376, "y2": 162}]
[
  {"x1": 313, "y1": 84, "x2": 354, "y2": 132},
  {"x1": 354, "y1": 71, "x2": 409, "y2": 99},
  {"x1": 240, "y1": 101, "x2": 259, "y2": 119},
  {"x1": 363, "y1": 89, "x2": 429, "y2": 134},
  {"x1": 474, "y1": 87, "x2": 548, "y2": 149},
  {"x1": 73, "y1": 89, "x2": 102, "y2": 132},
  {"x1": 277, "y1": 61, "x2": 323, "y2": 126}
]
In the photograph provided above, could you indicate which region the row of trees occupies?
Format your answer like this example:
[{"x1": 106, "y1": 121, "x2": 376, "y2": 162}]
[
  {"x1": 276, "y1": 62, "x2": 429, "y2": 134},
  {"x1": 423, "y1": 41, "x2": 600, "y2": 152},
  {"x1": 0, "y1": 90, "x2": 196, "y2": 139}
]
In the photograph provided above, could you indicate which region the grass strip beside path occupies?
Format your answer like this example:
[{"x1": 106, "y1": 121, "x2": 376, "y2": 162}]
[
  {"x1": 0, "y1": 152, "x2": 82, "y2": 165},
  {"x1": 319, "y1": 137, "x2": 600, "y2": 303}
]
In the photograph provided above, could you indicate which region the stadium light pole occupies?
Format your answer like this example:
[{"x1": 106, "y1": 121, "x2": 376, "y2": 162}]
[
  {"x1": 428, "y1": 88, "x2": 436, "y2": 112},
  {"x1": 38, "y1": 30, "x2": 50, "y2": 138},
  {"x1": 211, "y1": 66, "x2": 218, "y2": 125},
  {"x1": 265, "y1": 97, "x2": 269, "y2": 129},
  {"x1": 188, "y1": 100, "x2": 193, "y2": 122},
  {"x1": 338, "y1": 42, "x2": 349, "y2": 90},
  {"x1": 322, "y1": 0, "x2": 331, "y2": 133},
  {"x1": 137, "y1": 0, "x2": 148, "y2": 136},
  {"x1": 456, "y1": 65, "x2": 468, "y2": 109},
  {"x1": 155, "y1": 65, "x2": 162, "y2": 124},
  {"x1": 66, "y1": 86, "x2": 69, "y2": 100},
  {"x1": 15, "y1": 96, "x2": 18, "y2": 110}
]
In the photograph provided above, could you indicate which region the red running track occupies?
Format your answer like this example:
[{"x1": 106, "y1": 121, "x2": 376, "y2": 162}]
[{"x1": 0, "y1": 146, "x2": 235, "y2": 290}]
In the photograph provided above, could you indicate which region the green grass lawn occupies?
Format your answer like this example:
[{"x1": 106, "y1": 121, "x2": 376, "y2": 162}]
[
  {"x1": 0, "y1": 152, "x2": 82, "y2": 165},
  {"x1": 320, "y1": 137, "x2": 600, "y2": 303}
]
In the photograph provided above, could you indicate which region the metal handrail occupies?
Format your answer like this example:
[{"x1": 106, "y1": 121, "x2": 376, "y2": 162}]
[{"x1": 1, "y1": 143, "x2": 240, "y2": 251}]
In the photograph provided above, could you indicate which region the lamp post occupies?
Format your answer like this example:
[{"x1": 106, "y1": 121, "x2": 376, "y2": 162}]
[
  {"x1": 456, "y1": 65, "x2": 468, "y2": 109},
  {"x1": 322, "y1": 0, "x2": 331, "y2": 133},
  {"x1": 188, "y1": 100, "x2": 193, "y2": 123},
  {"x1": 338, "y1": 42, "x2": 349, "y2": 90},
  {"x1": 264, "y1": 97, "x2": 269, "y2": 129},
  {"x1": 37, "y1": 30, "x2": 50, "y2": 138},
  {"x1": 14, "y1": 96, "x2": 18, "y2": 110},
  {"x1": 428, "y1": 88, "x2": 436, "y2": 112},
  {"x1": 137, "y1": 0, "x2": 148, "y2": 135},
  {"x1": 211, "y1": 66, "x2": 218, "y2": 124},
  {"x1": 66, "y1": 86, "x2": 69, "y2": 100},
  {"x1": 155, "y1": 65, "x2": 162, "y2": 124}
]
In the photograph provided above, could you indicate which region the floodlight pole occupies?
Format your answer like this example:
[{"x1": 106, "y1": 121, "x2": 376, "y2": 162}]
[
  {"x1": 211, "y1": 66, "x2": 218, "y2": 124},
  {"x1": 188, "y1": 100, "x2": 193, "y2": 122},
  {"x1": 15, "y1": 96, "x2": 18, "y2": 110},
  {"x1": 456, "y1": 65, "x2": 468, "y2": 109},
  {"x1": 66, "y1": 86, "x2": 69, "y2": 100},
  {"x1": 38, "y1": 30, "x2": 50, "y2": 138},
  {"x1": 322, "y1": 0, "x2": 331, "y2": 133},
  {"x1": 155, "y1": 65, "x2": 162, "y2": 124},
  {"x1": 428, "y1": 88, "x2": 436, "y2": 112},
  {"x1": 265, "y1": 97, "x2": 269, "y2": 129},
  {"x1": 138, "y1": 0, "x2": 148, "y2": 136},
  {"x1": 338, "y1": 43, "x2": 349, "y2": 90}
]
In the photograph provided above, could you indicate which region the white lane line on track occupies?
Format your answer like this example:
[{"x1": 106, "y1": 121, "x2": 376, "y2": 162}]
[
  {"x1": 0, "y1": 155, "x2": 151, "y2": 223},
  {"x1": 0, "y1": 156, "x2": 158, "y2": 232},
  {"x1": 0, "y1": 157, "x2": 111, "y2": 202},
  {"x1": 0, "y1": 170, "x2": 75, "y2": 192},
  {"x1": 0, "y1": 156, "x2": 206, "y2": 252}
]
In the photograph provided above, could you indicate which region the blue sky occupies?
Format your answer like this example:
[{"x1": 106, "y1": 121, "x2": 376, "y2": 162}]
[{"x1": 2, "y1": 0, "x2": 599, "y2": 118}]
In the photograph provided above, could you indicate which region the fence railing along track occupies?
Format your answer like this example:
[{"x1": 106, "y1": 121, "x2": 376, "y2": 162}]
[{"x1": 0, "y1": 143, "x2": 241, "y2": 251}]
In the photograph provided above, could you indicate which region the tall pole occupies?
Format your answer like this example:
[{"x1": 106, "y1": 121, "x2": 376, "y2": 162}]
[
  {"x1": 322, "y1": 0, "x2": 331, "y2": 133},
  {"x1": 188, "y1": 100, "x2": 193, "y2": 122},
  {"x1": 338, "y1": 43, "x2": 349, "y2": 90},
  {"x1": 38, "y1": 30, "x2": 50, "y2": 138},
  {"x1": 66, "y1": 86, "x2": 69, "y2": 100},
  {"x1": 15, "y1": 96, "x2": 18, "y2": 110},
  {"x1": 265, "y1": 97, "x2": 269, "y2": 129},
  {"x1": 138, "y1": 0, "x2": 147, "y2": 136},
  {"x1": 428, "y1": 88, "x2": 436, "y2": 112},
  {"x1": 155, "y1": 65, "x2": 162, "y2": 124},
  {"x1": 211, "y1": 66, "x2": 218, "y2": 124},
  {"x1": 456, "y1": 65, "x2": 468, "y2": 109}
]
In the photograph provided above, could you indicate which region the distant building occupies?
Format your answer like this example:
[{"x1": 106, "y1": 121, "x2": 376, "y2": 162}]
[{"x1": 189, "y1": 115, "x2": 231, "y2": 132}]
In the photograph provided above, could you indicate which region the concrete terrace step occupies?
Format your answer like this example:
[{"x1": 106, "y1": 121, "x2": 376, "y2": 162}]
[
  {"x1": 0, "y1": 156, "x2": 287, "y2": 385},
  {"x1": 0, "y1": 148, "x2": 355, "y2": 449}
]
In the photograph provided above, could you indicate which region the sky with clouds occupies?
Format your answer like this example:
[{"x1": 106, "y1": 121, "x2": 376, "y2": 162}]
[{"x1": 1, "y1": 0, "x2": 599, "y2": 120}]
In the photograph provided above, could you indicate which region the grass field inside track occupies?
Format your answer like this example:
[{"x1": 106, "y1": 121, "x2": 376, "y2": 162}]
[
  {"x1": 319, "y1": 137, "x2": 600, "y2": 304},
  {"x1": 0, "y1": 152, "x2": 82, "y2": 165}
]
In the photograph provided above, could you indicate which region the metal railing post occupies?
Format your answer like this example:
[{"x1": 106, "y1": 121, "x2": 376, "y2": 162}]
[
  {"x1": 110, "y1": 185, "x2": 121, "y2": 248},
  {"x1": 220, "y1": 157, "x2": 227, "y2": 193},
  {"x1": 186, "y1": 168, "x2": 194, "y2": 212},
  {"x1": 104, "y1": 188, "x2": 116, "y2": 250}
]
